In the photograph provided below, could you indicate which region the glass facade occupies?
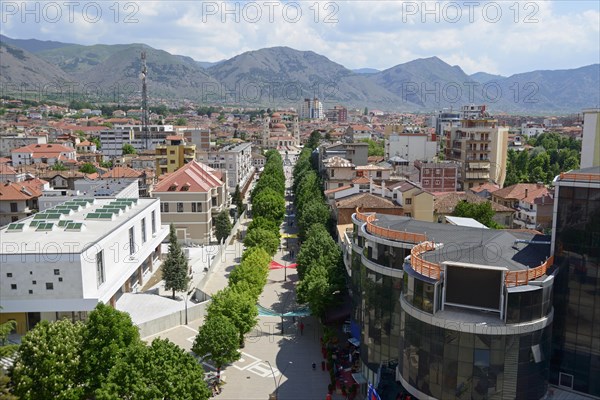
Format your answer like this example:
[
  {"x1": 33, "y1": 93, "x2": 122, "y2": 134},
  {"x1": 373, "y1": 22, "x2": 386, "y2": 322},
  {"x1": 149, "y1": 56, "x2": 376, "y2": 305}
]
[
  {"x1": 551, "y1": 183, "x2": 600, "y2": 396},
  {"x1": 351, "y1": 250, "x2": 403, "y2": 371},
  {"x1": 399, "y1": 312, "x2": 552, "y2": 400}
]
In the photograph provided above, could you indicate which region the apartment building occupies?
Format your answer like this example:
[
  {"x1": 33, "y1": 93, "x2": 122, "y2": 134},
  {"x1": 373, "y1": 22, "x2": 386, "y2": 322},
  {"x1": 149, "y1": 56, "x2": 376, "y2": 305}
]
[
  {"x1": 445, "y1": 105, "x2": 509, "y2": 189},
  {"x1": 0, "y1": 197, "x2": 168, "y2": 334},
  {"x1": 99, "y1": 125, "x2": 175, "y2": 156},
  {"x1": 325, "y1": 105, "x2": 348, "y2": 123},
  {"x1": 300, "y1": 97, "x2": 324, "y2": 120},
  {"x1": 155, "y1": 135, "x2": 196, "y2": 175},
  {"x1": 196, "y1": 142, "x2": 253, "y2": 193},
  {"x1": 414, "y1": 160, "x2": 458, "y2": 192},
  {"x1": 0, "y1": 134, "x2": 48, "y2": 157},
  {"x1": 152, "y1": 161, "x2": 227, "y2": 245},
  {"x1": 319, "y1": 142, "x2": 369, "y2": 170}
]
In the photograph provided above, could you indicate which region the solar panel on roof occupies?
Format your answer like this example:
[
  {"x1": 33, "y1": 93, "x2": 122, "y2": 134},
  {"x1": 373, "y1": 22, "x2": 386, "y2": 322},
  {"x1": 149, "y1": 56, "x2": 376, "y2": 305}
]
[
  {"x1": 65, "y1": 222, "x2": 84, "y2": 231},
  {"x1": 58, "y1": 220, "x2": 73, "y2": 227},
  {"x1": 36, "y1": 223, "x2": 54, "y2": 231},
  {"x1": 45, "y1": 213, "x2": 62, "y2": 220},
  {"x1": 29, "y1": 221, "x2": 42, "y2": 227},
  {"x1": 6, "y1": 223, "x2": 24, "y2": 231},
  {"x1": 33, "y1": 214, "x2": 48, "y2": 220}
]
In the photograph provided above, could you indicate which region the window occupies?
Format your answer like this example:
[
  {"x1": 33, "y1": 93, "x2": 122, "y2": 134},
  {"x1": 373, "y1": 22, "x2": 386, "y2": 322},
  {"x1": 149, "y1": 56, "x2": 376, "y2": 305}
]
[
  {"x1": 160, "y1": 202, "x2": 169, "y2": 213},
  {"x1": 376, "y1": 171, "x2": 382, "y2": 178},
  {"x1": 191, "y1": 202, "x2": 202, "y2": 212},
  {"x1": 405, "y1": 198, "x2": 412, "y2": 205},
  {"x1": 96, "y1": 251, "x2": 105, "y2": 286},
  {"x1": 435, "y1": 169, "x2": 441, "y2": 175},
  {"x1": 141, "y1": 218, "x2": 147, "y2": 243},
  {"x1": 169, "y1": 159, "x2": 175, "y2": 164},
  {"x1": 151, "y1": 211, "x2": 156, "y2": 234},
  {"x1": 177, "y1": 202, "x2": 184, "y2": 213},
  {"x1": 58, "y1": 277, "x2": 63, "y2": 282},
  {"x1": 129, "y1": 227, "x2": 135, "y2": 255},
  {"x1": 6, "y1": 273, "x2": 12, "y2": 278},
  {"x1": 10, "y1": 202, "x2": 18, "y2": 212},
  {"x1": 405, "y1": 213, "x2": 412, "y2": 217},
  {"x1": 32, "y1": 280, "x2": 36, "y2": 285},
  {"x1": 54, "y1": 269, "x2": 60, "y2": 275},
  {"x1": 330, "y1": 169, "x2": 335, "y2": 178},
  {"x1": 29, "y1": 290, "x2": 33, "y2": 294},
  {"x1": 46, "y1": 282, "x2": 54, "y2": 290},
  {"x1": 11, "y1": 284, "x2": 17, "y2": 290}
]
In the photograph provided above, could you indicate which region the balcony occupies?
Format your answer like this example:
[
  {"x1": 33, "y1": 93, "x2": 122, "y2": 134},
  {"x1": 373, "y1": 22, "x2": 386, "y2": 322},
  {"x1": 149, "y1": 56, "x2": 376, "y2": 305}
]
[{"x1": 465, "y1": 172, "x2": 490, "y2": 180}]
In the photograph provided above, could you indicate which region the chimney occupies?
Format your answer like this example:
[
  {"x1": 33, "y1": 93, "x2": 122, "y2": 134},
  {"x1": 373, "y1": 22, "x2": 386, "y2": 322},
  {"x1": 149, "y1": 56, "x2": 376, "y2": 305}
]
[
  {"x1": 381, "y1": 180, "x2": 386, "y2": 198},
  {"x1": 369, "y1": 178, "x2": 374, "y2": 194}
]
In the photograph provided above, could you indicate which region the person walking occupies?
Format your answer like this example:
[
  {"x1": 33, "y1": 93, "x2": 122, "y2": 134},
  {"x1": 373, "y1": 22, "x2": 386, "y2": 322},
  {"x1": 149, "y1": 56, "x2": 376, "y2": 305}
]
[{"x1": 299, "y1": 321, "x2": 305, "y2": 335}]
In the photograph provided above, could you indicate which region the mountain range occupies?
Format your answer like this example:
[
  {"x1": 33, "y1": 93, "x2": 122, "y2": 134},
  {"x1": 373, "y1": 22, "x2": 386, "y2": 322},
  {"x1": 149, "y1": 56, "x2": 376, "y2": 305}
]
[{"x1": 1, "y1": 35, "x2": 598, "y2": 114}]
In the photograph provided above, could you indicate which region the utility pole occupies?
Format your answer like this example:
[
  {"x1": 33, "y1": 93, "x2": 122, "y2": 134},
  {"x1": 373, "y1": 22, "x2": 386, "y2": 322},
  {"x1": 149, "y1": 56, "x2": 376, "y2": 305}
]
[{"x1": 140, "y1": 51, "x2": 149, "y2": 150}]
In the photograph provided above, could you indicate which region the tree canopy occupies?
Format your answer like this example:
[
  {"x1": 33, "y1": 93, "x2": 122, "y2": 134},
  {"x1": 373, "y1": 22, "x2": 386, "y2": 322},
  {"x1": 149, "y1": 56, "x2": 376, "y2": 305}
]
[
  {"x1": 452, "y1": 200, "x2": 502, "y2": 229},
  {"x1": 122, "y1": 143, "x2": 137, "y2": 155},
  {"x1": 162, "y1": 224, "x2": 190, "y2": 299},
  {"x1": 214, "y1": 210, "x2": 233, "y2": 244}
]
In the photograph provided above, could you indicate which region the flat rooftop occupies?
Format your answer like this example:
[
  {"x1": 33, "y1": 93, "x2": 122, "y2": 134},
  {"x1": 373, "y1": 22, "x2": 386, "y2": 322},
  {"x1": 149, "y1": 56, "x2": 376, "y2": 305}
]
[
  {"x1": 370, "y1": 214, "x2": 551, "y2": 272},
  {"x1": 1, "y1": 197, "x2": 159, "y2": 254}
]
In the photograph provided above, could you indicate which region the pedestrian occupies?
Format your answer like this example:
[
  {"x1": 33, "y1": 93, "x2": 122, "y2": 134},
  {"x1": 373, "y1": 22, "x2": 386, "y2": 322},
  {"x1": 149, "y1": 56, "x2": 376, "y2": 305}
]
[
  {"x1": 312, "y1": 362, "x2": 316, "y2": 370},
  {"x1": 299, "y1": 321, "x2": 305, "y2": 335}
]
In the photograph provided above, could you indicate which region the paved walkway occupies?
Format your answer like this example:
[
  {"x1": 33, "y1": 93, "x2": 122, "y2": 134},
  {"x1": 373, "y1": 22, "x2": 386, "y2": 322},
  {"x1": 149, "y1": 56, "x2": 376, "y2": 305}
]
[{"x1": 145, "y1": 156, "x2": 345, "y2": 399}]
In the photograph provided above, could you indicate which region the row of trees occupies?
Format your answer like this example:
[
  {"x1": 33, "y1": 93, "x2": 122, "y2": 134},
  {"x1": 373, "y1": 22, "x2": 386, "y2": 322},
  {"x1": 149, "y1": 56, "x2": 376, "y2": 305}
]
[
  {"x1": 192, "y1": 151, "x2": 284, "y2": 381},
  {"x1": 6, "y1": 303, "x2": 212, "y2": 399},
  {"x1": 243, "y1": 150, "x2": 286, "y2": 256},
  {"x1": 293, "y1": 144, "x2": 345, "y2": 318},
  {"x1": 505, "y1": 132, "x2": 581, "y2": 187}
]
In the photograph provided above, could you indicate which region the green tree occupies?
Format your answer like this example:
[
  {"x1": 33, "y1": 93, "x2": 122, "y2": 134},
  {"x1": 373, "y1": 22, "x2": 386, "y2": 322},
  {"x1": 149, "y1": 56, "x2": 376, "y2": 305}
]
[
  {"x1": 247, "y1": 216, "x2": 280, "y2": 238},
  {"x1": 207, "y1": 287, "x2": 258, "y2": 346},
  {"x1": 0, "y1": 370, "x2": 18, "y2": 400},
  {"x1": 232, "y1": 184, "x2": 244, "y2": 213},
  {"x1": 99, "y1": 160, "x2": 113, "y2": 168},
  {"x1": 162, "y1": 224, "x2": 190, "y2": 299},
  {"x1": 306, "y1": 130, "x2": 322, "y2": 150},
  {"x1": 79, "y1": 162, "x2": 97, "y2": 174},
  {"x1": 244, "y1": 227, "x2": 280, "y2": 256},
  {"x1": 296, "y1": 261, "x2": 332, "y2": 318},
  {"x1": 0, "y1": 307, "x2": 18, "y2": 357},
  {"x1": 122, "y1": 143, "x2": 137, "y2": 155},
  {"x1": 252, "y1": 188, "x2": 285, "y2": 223},
  {"x1": 214, "y1": 210, "x2": 233, "y2": 243},
  {"x1": 360, "y1": 139, "x2": 384, "y2": 157},
  {"x1": 296, "y1": 224, "x2": 341, "y2": 280},
  {"x1": 79, "y1": 303, "x2": 141, "y2": 395},
  {"x1": 297, "y1": 199, "x2": 330, "y2": 241},
  {"x1": 452, "y1": 200, "x2": 501, "y2": 229},
  {"x1": 192, "y1": 314, "x2": 240, "y2": 383},
  {"x1": 229, "y1": 247, "x2": 270, "y2": 299},
  {"x1": 102, "y1": 122, "x2": 113, "y2": 128},
  {"x1": 363, "y1": 107, "x2": 368, "y2": 115},
  {"x1": 175, "y1": 117, "x2": 188, "y2": 126},
  {"x1": 96, "y1": 339, "x2": 211, "y2": 400},
  {"x1": 12, "y1": 319, "x2": 84, "y2": 400},
  {"x1": 51, "y1": 161, "x2": 68, "y2": 171}
]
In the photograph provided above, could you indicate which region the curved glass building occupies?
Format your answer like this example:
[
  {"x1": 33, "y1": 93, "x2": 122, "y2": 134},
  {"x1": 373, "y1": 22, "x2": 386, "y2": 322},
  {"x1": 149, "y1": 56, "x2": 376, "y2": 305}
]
[{"x1": 342, "y1": 210, "x2": 555, "y2": 400}]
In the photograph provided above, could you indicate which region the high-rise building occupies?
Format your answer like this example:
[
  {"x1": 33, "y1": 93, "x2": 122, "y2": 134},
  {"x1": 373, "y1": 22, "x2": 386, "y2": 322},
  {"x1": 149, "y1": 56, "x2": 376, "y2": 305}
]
[
  {"x1": 300, "y1": 97, "x2": 324, "y2": 120},
  {"x1": 326, "y1": 105, "x2": 348, "y2": 123},
  {"x1": 445, "y1": 105, "x2": 509, "y2": 190},
  {"x1": 550, "y1": 168, "x2": 600, "y2": 396}
]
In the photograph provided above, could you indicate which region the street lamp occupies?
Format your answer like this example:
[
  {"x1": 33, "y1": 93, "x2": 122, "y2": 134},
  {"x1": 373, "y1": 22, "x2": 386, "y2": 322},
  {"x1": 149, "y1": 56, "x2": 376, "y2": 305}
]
[{"x1": 265, "y1": 360, "x2": 292, "y2": 400}]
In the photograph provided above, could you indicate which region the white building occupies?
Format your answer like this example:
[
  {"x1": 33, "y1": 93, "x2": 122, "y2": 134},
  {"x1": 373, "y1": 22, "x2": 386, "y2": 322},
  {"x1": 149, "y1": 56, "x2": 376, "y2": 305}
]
[
  {"x1": 0, "y1": 197, "x2": 168, "y2": 334},
  {"x1": 0, "y1": 134, "x2": 48, "y2": 157},
  {"x1": 300, "y1": 98, "x2": 324, "y2": 120},
  {"x1": 521, "y1": 122, "x2": 546, "y2": 137},
  {"x1": 385, "y1": 133, "x2": 437, "y2": 162},
  {"x1": 581, "y1": 108, "x2": 600, "y2": 168},
  {"x1": 196, "y1": 142, "x2": 254, "y2": 193},
  {"x1": 11, "y1": 143, "x2": 76, "y2": 166},
  {"x1": 99, "y1": 125, "x2": 175, "y2": 157}
]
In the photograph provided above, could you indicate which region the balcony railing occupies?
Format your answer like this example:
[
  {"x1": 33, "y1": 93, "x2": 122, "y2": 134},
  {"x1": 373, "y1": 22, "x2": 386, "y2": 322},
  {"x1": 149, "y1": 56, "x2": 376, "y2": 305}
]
[
  {"x1": 356, "y1": 208, "x2": 427, "y2": 244},
  {"x1": 410, "y1": 241, "x2": 441, "y2": 280},
  {"x1": 505, "y1": 256, "x2": 554, "y2": 287}
]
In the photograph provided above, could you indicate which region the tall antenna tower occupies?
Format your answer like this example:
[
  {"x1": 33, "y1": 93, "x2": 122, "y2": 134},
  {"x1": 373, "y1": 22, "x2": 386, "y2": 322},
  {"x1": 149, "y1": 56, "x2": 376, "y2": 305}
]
[{"x1": 140, "y1": 51, "x2": 149, "y2": 149}]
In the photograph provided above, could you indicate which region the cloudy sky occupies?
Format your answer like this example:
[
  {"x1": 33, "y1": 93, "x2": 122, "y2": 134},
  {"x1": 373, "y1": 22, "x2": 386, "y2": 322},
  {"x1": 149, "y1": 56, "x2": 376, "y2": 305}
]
[{"x1": 1, "y1": 1, "x2": 599, "y2": 75}]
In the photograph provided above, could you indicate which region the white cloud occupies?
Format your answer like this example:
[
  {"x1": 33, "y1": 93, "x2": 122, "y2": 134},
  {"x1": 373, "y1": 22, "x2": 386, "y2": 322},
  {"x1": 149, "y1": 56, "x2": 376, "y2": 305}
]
[{"x1": 1, "y1": 0, "x2": 598, "y2": 75}]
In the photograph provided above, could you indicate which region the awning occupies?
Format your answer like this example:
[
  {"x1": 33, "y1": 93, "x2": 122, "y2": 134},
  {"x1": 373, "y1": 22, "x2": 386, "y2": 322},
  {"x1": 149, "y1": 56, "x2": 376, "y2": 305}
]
[
  {"x1": 352, "y1": 372, "x2": 367, "y2": 385},
  {"x1": 348, "y1": 338, "x2": 360, "y2": 347}
]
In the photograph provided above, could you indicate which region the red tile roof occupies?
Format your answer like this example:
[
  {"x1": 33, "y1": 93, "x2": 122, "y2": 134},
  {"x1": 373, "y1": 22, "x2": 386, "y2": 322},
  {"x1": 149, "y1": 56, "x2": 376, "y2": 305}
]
[
  {"x1": 154, "y1": 160, "x2": 223, "y2": 193},
  {"x1": 11, "y1": 143, "x2": 74, "y2": 156},
  {"x1": 492, "y1": 183, "x2": 550, "y2": 202},
  {"x1": 0, "y1": 179, "x2": 46, "y2": 201},
  {"x1": 101, "y1": 166, "x2": 143, "y2": 179}
]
